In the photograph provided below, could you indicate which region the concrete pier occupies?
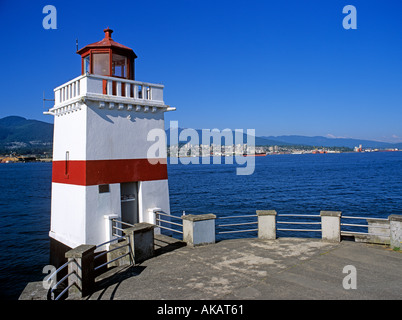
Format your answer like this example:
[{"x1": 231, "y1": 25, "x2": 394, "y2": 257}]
[
  {"x1": 19, "y1": 211, "x2": 402, "y2": 300},
  {"x1": 35, "y1": 235, "x2": 399, "y2": 300}
]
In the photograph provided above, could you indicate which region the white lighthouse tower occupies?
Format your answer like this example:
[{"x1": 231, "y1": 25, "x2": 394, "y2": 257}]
[{"x1": 45, "y1": 28, "x2": 172, "y2": 262}]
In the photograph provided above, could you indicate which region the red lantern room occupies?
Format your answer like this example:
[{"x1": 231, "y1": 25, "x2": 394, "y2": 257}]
[{"x1": 77, "y1": 28, "x2": 137, "y2": 80}]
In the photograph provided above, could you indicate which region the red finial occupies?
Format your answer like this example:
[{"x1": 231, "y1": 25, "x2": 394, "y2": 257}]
[{"x1": 103, "y1": 27, "x2": 113, "y2": 39}]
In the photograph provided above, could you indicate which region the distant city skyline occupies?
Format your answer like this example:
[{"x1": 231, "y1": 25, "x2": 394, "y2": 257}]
[{"x1": 0, "y1": 0, "x2": 401, "y2": 143}]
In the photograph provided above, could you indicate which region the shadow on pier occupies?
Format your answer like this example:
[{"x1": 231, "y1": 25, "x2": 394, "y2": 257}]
[{"x1": 84, "y1": 234, "x2": 186, "y2": 300}]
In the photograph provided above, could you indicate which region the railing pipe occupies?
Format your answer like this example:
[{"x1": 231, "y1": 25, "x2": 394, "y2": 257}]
[
  {"x1": 46, "y1": 260, "x2": 71, "y2": 283},
  {"x1": 156, "y1": 211, "x2": 184, "y2": 220},
  {"x1": 94, "y1": 242, "x2": 129, "y2": 260},
  {"x1": 277, "y1": 214, "x2": 320, "y2": 218},
  {"x1": 54, "y1": 282, "x2": 75, "y2": 301},
  {"x1": 218, "y1": 228, "x2": 258, "y2": 234},
  {"x1": 95, "y1": 235, "x2": 126, "y2": 250},
  {"x1": 216, "y1": 215, "x2": 257, "y2": 219},
  {"x1": 217, "y1": 221, "x2": 258, "y2": 227},
  {"x1": 277, "y1": 228, "x2": 321, "y2": 232},
  {"x1": 156, "y1": 217, "x2": 183, "y2": 228},
  {"x1": 158, "y1": 224, "x2": 183, "y2": 234},
  {"x1": 94, "y1": 252, "x2": 131, "y2": 271},
  {"x1": 51, "y1": 270, "x2": 77, "y2": 296},
  {"x1": 341, "y1": 223, "x2": 389, "y2": 228},
  {"x1": 277, "y1": 221, "x2": 321, "y2": 225},
  {"x1": 341, "y1": 216, "x2": 388, "y2": 221}
]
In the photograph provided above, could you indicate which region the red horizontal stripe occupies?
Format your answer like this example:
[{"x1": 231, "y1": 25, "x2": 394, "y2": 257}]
[{"x1": 52, "y1": 159, "x2": 168, "y2": 186}]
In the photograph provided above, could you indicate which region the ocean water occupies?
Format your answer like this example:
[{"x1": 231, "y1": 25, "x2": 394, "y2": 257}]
[
  {"x1": 0, "y1": 162, "x2": 52, "y2": 300},
  {"x1": 168, "y1": 152, "x2": 402, "y2": 238},
  {"x1": 1, "y1": 152, "x2": 402, "y2": 299}
]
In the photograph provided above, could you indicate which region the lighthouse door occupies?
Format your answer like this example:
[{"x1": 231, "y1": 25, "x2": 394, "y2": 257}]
[{"x1": 120, "y1": 182, "x2": 139, "y2": 226}]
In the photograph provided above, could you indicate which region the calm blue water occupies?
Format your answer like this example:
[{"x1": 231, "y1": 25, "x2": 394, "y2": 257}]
[{"x1": 1, "y1": 152, "x2": 402, "y2": 299}]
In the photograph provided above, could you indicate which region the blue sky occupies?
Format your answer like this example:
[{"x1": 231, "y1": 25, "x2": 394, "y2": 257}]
[{"x1": 1, "y1": 0, "x2": 401, "y2": 142}]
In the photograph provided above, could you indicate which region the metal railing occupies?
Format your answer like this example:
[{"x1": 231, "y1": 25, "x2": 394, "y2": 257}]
[
  {"x1": 155, "y1": 211, "x2": 183, "y2": 235},
  {"x1": 341, "y1": 216, "x2": 390, "y2": 237},
  {"x1": 48, "y1": 228, "x2": 134, "y2": 300},
  {"x1": 94, "y1": 235, "x2": 133, "y2": 271},
  {"x1": 216, "y1": 214, "x2": 258, "y2": 235},
  {"x1": 46, "y1": 260, "x2": 78, "y2": 300},
  {"x1": 276, "y1": 214, "x2": 321, "y2": 234},
  {"x1": 111, "y1": 218, "x2": 135, "y2": 237}
]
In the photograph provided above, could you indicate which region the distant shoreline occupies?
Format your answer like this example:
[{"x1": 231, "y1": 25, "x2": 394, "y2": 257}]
[{"x1": 2, "y1": 149, "x2": 401, "y2": 164}]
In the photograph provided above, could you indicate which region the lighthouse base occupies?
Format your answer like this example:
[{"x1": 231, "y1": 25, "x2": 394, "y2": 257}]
[{"x1": 49, "y1": 237, "x2": 72, "y2": 270}]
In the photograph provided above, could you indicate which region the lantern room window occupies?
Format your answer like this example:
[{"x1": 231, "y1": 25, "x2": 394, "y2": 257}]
[
  {"x1": 92, "y1": 53, "x2": 110, "y2": 76},
  {"x1": 83, "y1": 55, "x2": 90, "y2": 73},
  {"x1": 112, "y1": 54, "x2": 127, "y2": 78}
]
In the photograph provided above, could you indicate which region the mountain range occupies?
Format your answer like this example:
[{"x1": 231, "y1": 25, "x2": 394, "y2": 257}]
[
  {"x1": 166, "y1": 128, "x2": 402, "y2": 149},
  {"x1": 0, "y1": 116, "x2": 401, "y2": 154},
  {"x1": 0, "y1": 116, "x2": 53, "y2": 154},
  {"x1": 260, "y1": 135, "x2": 402, "y2": 149}
]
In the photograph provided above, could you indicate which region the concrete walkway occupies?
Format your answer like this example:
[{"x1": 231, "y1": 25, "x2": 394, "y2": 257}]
[{"x1": 82, "y1": 235, "x2": 402, "y2": 300}]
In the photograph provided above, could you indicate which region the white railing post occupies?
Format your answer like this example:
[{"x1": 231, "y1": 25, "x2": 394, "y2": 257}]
[
  {"x1": 389, "y1": 215, "x2": 402, "y2": 250},
  {"x1": 116, "y1": 81, "x2": 122, "y2": 96},
  {"x1": 142, "y1": 85, "x2": 146, "y2": 100},
  {"x1": 133, "y1": 84, "x2": 137, "y2": 99},
  {"x1": 125, "y1": 82, "x2": 131, "y2": 98},
  {"x1": 106, "y1": 80, "x2": 113, "y2": 95},
  {"x1": 257, "y1": 210, "x2": 277, "y2": 240},
  {"x1": 181, "y1": 214, "x2": 216, "y2": 247},
  {"x1": 320, "y1": 211, "x2": 342, "y2": 242}
]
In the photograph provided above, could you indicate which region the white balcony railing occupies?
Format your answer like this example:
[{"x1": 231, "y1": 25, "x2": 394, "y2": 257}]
[{"x1": 47, "y1": 74, "x2": 171, "y2": 116}]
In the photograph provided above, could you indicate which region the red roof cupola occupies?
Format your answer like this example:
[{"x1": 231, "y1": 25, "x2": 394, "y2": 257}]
[{"x1": 77, "y1": 28, "x2": 137, "y2": 80}]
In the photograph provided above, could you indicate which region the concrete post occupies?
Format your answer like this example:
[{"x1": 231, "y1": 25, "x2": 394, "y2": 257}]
[
  {"x1": 181, "y1": 214, "x2": 216, "y2": 247},
  {"x1": 320, "y1": 211, "x2": 341, "y2": 242},
  {"x1": 367, "y1": 218, "x2": 391, "y2": 245},
  {"x1": 256, "y1": 210, "x2": 277, "y2": 240},
  {"x1": 124, "y1": 223, "x2": 155, "y2": 263},
  {"x1": 65, "y1": 244, "x2": 96, "y2": 298},
  {"x1": 389, "y1": 215, "x2": 402, "y2": 250}
]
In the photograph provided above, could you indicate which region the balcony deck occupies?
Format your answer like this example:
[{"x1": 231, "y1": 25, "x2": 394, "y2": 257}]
[{"x1": 45, "y1": 74, "x2": 174, "y2": 116}]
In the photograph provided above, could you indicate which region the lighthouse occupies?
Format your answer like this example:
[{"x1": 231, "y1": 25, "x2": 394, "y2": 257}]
[{"x1": 45, "y1": 28, "x2": 172, "y2": 262}]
